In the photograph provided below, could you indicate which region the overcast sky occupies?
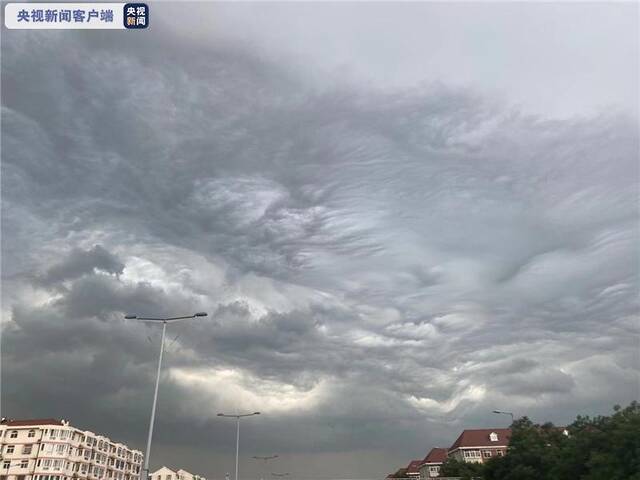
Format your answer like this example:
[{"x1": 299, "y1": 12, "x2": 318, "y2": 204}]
[{"x1": 1, "y1": 2, "x2": 639, "y2": 479}]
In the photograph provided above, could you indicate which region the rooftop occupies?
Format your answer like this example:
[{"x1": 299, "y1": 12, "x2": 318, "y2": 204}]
[
  {"x1": 405, "y1": 460, "x2": 423, "y2": 475},
  {"x1": 449, "y1": 428, "x2": 512, "y2": 450},
  {"x1": 421, "y1": 447, "x2": 448, "y2": 464},
  {"x1": 1, "y1": 418, "x2": 64, "y2": 427}
]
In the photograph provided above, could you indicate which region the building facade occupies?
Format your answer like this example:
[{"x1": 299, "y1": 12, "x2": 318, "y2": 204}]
[
  {"x1": 385, "y1": 429, "x2": 512, "y2": 478},
  {"x1": 150, "y1": 466, "x2": 205, "y2": 480},
  {"x1": 446, "y1": 429, "x2": 511, "y2": 464},
  {"x1": 0, "y1": 419, "x2": 143, "y2": 480},
  {"x1": 418, "y1": 448, "x2": 447, "y2": 478},
  {"x1": 404, "y1": 460, "x2": 422, "y2": 479}
]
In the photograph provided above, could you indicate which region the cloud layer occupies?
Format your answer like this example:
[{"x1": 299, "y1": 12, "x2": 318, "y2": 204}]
[{"x1": 2, "y1": 6, "x2": 638, "y2": 479}]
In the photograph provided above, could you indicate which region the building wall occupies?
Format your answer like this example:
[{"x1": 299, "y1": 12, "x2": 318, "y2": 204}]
[
  {"x1": 418, "y1": 464, "x2": 441, "y2": 478},
  {"x1": 150, "y1": 466, "x2": 205, "y2": 480},
  {"x1": 448, "y1": 447, "x2": 506, "y2": 464},
  {"x1": 0, "y1": 421, "x2": 143, "y2": 480},
  {"x1": 150, "y1": 466, "x2": 175, "y2": 480}
]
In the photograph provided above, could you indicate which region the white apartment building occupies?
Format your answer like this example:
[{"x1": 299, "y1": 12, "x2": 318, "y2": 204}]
[
  {"x1": 150, "y1": 466, "x2": 205, "y2": 480},
  {"x1": 0, "y1": 418, "x2": 143, "y2": 480}
]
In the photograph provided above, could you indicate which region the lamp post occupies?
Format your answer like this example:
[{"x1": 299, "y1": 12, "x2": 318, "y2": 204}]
[
  {"x1": 252, "y1": 455, "x2": 278, "y2": 480},
  {"x1": 125, "y1": 312, "x2": 208, "y2": 480},
  {"x1": 217, "y1": 412, "x2": 261, "y2": 480},
  {"x1": 492, "y1": 410, "x2": 515, "y2": 423}
]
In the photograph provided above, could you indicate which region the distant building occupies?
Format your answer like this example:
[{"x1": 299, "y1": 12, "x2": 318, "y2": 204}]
[
  {"x1": 384, "y1": 458, "x2": 422, "y2": 480},
  {"x1": 150, "y1": 467, "x2": 205, "y2": 480},
  {"x1": 0, "y1": 418, "x2": 143, "y2": 480},
  {"x1": 418, "y1": 448, "x2": 447, "y2": 478},
  {"x1": 404, "y1": 460, "x2": 422, "y2": 479},
  {"x1": 446, "y1": 429, "x2": 511, "y2": 464},
  {"x1": 385, "y1": 467, "x2": 408, "y2": 480}
]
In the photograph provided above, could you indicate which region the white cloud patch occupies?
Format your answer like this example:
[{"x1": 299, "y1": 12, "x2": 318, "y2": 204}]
[{"x1": 170, "y1": 366, "x2": 330, "y2": 415}]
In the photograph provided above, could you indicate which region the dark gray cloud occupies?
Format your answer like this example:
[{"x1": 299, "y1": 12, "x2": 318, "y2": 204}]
[
  {"x1": 1, "y1": 4, "x2": 639, "y2": 480},
  {"x1": 37, "y1": 245, "x2": 125, "y2": 286}
]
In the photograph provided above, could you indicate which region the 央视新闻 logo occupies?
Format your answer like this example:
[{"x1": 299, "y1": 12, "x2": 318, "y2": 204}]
[{"x1": 123, "y1": 3, "x2": 148, "y2": 29}]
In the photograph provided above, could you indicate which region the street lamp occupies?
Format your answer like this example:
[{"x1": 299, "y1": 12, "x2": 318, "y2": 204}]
[
  {"x1": 217, "y1": 412, "x2": 261, "y2": 480},
  {"x1": 125, "y1": 312, "x2": 208, "y2": 480},
  {"x1": 252, "y1": 455, "x2": 278, "y2": 480},
  {"x1": 492, "y1": 410, "x2": 515, "y2": 423}
]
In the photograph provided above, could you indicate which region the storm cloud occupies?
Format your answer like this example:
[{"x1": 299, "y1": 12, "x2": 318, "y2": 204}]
[{"x1": 1, "y1": 3, "x2": 638, "y2": 480}]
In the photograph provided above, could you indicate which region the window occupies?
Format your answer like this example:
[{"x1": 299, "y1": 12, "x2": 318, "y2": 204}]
[
  {"x1": 17, "y1": 476, "x2": 25, "y2": 480},
  {"x1": 6, "y1": 446, "x2": 15, "y2": 454},
  {"x1": 20, "y1": 460, "x2": 28, "y2": 469},
  {"x1": 483, "y1": 450, "x2": 492, "y2": 458},
  {"x1": 4, "y1": 462, "x2": 11, "y2": 469},
  {"x1": 497, "y1": 450, "x2": 504, "y2": 457},
  {"x1": 489, "y1": 432, "x2": 498, "y2": 442},
  {"x1": 28, "y1": 430, "x2": 36, "y2": 438},
  {"x1": 463, "y1": 450, "x2": 480, "y2": 458},
  {"x1": 10, "y1": 431, "x2": 18, "y2": 439},
  {"x1": 23, "y1": 445, "x2": 33, "y2": 455}
]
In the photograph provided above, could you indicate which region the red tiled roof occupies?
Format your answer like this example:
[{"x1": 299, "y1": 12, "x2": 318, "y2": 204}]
[
  {"x1": 422, "y1": 448, "x2": 448, "y2": 464},
  {"x1": 1, "y1": 418, "x2": 64, "y2": 427},
  {"x1": 405, "y1": 460, "x2": 422, "y2": 475},
  {"x1": 387, "y1": 468, "x2": 408, "y2": 478},
  {"x1": 449, "y1": 428, "x2": 511, "y2": 450}
]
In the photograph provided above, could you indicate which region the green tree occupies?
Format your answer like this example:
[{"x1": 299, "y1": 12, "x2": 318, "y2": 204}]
[
  {"x1": 439, "y1": 458, "x2": 484, "y2": 480},
  {"x1": 483, "y1": 417, "x2": 567, "y2": 480},
  {"x1": 484, "y1": 402, "x2": 640, "y2": 480},
  {"x1": 557, "y1": 401, "x2": 640, "y2": 480}
]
